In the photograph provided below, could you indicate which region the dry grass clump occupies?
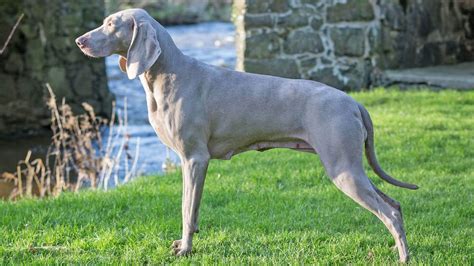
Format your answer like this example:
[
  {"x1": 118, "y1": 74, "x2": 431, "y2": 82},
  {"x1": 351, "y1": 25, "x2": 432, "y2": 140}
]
[{"x1": 1, "y1": 84, "x2": 140, "y2": 200}]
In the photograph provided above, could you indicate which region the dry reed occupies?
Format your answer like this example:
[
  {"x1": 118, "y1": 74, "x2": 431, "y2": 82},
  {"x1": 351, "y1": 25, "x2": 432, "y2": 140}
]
[
  {"x1": 0, "y1": 13, "x2": 24, "y2": 55},
  {"x1": 1, "y1": 83, "x2": 140, "y2": 200}
]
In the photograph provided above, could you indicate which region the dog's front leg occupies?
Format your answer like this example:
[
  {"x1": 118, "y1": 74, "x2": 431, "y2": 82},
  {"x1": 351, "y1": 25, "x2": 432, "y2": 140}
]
[{"x1": 172, "y1": 154, "x2": 209, "y2": 256}]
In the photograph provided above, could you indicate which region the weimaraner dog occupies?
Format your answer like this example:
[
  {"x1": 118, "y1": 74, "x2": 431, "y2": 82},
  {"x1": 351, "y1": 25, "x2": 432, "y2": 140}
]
[{"x1": 76, "y1": 8, "x2": 418, "y2": 262}]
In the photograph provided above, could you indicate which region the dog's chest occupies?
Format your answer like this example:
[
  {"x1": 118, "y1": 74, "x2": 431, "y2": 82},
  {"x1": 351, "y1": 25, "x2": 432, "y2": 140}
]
[
  {"x1": 146, "y1": 94, "x2": 179, "y2": 148},
  {"x1": 140, "y1": 75, "x2": 178, "y2": 149}
]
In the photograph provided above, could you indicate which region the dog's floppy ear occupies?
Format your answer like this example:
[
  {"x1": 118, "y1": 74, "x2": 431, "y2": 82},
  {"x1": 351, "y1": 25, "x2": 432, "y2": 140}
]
[{"x1": 124, "y1": 18, "x2": 161, "y2": 79}]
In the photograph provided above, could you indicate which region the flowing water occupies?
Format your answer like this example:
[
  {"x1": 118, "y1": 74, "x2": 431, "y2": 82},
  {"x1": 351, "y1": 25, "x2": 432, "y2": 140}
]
[
  {"x1": 0, "y1": 22, "x2": 236, "y2": 177},
  {"x1": 107, "y1": 22, "x2": 236, "y2": 176}
]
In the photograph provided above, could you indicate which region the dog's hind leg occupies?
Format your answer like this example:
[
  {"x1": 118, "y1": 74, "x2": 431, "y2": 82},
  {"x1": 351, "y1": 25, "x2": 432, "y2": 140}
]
[
  {"x1": 370, "y1": 181, "x2": 402, "y2": 214},
  {"x1": 329, "y1": 169, "x2": 409, "y2": 262},
  {"x1": 308, "y1": 114, "x2": 409, "y2": 262}
]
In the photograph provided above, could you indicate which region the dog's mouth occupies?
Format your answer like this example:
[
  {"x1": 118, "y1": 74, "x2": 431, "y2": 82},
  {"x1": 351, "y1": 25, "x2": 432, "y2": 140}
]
[
  {"x1": 79, "y1": 47, "x2": 101, "y2": 58},
  {"x1": 79, "y1": 47, "x2": 111, "y2": 58}
]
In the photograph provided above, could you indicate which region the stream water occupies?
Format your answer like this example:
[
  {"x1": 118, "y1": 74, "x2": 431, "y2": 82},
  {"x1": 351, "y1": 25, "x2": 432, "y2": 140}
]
[
  {"x1": 108, "y1": 22, "x2": 236, "y2": 176},
  {"x1": 0, "y1": 22, "x2": 236, "y2": 176}
]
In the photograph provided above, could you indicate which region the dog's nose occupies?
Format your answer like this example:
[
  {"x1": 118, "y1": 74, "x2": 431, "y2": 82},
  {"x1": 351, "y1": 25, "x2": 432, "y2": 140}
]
[{"x1": 75, "y1": 36, "x2": 87, "y2": 48}]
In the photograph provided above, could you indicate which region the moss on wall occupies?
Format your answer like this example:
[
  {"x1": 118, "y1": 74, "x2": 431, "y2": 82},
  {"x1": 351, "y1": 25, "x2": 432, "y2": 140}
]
[
  {"x1": 236, "y1": 0, "x2": 474, "y2": 90},
  {"x1": 0, "y1": 0, "x2": 113, "y2": 136}
]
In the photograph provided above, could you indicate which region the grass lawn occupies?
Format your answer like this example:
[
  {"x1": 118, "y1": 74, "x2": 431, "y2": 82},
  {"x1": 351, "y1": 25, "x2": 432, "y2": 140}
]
[{"x1": 1, "y1": 89, "x2": 473, "y2": 264}]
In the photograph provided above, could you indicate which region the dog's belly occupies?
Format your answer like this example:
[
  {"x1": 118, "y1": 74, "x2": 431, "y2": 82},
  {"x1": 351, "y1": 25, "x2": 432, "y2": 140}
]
[{"x1": 208, "y1": 137, "x2": 316, "y2": 160}]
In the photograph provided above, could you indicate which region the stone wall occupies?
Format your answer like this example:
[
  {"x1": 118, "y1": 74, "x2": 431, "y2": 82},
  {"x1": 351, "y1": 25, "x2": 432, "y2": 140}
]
[
  {"x1": 235, "y1": 0, "x2": 474, "y2": 90},
  {"x1": 107, "y1": 0, "x2": 233, "y2": 25},
  {"x1": 0, "y1": 0, "x2": 114, "y2": 136}
]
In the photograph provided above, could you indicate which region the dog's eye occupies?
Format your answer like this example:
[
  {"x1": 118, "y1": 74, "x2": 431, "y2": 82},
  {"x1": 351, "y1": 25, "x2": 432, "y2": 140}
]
[{"x1": 108, "y1": 22, "x2": 113, "y2": 27}]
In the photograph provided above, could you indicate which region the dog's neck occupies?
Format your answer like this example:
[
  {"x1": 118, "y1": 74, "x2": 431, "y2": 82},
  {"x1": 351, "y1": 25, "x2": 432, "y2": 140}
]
[
  {"x1": 140, "y1": 21, "x2": 197, "y2": 94},
  {"x1": 149, "y1": 21, "x2": 189, "y2": 75}
]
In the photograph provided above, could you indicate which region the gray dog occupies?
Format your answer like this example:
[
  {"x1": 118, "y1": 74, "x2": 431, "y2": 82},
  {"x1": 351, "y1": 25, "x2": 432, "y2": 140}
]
[{"x1": 76, "y1": 9, "x2": 418, "y2": 262}]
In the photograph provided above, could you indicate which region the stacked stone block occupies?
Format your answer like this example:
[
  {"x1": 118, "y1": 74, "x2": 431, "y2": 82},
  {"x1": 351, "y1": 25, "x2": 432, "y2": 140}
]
[
  {"x1": 0, "y1": 0, "x2": 114, "y2": 136},
  {"x1": 235, "y1": 0, "x2": 473, "y2": 90}
]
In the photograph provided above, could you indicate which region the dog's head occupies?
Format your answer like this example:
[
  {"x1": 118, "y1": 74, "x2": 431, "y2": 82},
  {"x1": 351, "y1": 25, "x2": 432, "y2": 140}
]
[{"x1": 75, "y1": 8, "x2": 161, "y2": 79}]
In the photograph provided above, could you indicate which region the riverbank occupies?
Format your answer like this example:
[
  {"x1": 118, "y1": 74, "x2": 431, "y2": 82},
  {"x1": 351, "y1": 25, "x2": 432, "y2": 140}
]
[
  {"x1": 0, "y1": 22, "x2": 235, "y2": 176},
  {"x1": 1, "y1": 89, "x2": 472, "y2": 264}
]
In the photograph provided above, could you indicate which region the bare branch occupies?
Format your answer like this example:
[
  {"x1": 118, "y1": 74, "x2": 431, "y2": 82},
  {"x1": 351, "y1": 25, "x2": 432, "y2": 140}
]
[{"x1": 0, "y1": 13, "x2": 25, "y2": 55}]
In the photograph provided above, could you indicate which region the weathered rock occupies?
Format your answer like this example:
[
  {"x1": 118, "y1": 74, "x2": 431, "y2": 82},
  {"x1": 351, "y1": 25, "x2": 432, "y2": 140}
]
[
  {"x1": 367, "y1": 26, "x2": 379, "y2": 54},
  {"x1": 4, "y1": 53, "x2": 24, "y2": 74},
  {"x1": 310, "y1": 16, "x2": 323, "y2": 31},
  {"x1": 381, "y1": 3, "x2": 405, "y2": 30},
  {"x1": 25, "y1": 39, "x2": 45, "y2": 72},
  {"x1": 232, "y1": 0, "x2": 472, "y2": 90},
  {"x1": 0, "y1": 119, "x2": 5, "y2": 133},
  {"x1": 330, "y1": 27, "x2": 365, "y2": 57},
  {"x1": 245, "y1": 58, "x2": 300, "y2": 78},
  {"x1": 73, "y1": 66, "x2": 94, "y2": 97},
  {"x1": 327, "y1": 0, "x2": 374, "y2": 22},
  {"x1": 299, "y1": 56, "x2": 317, "y2": 69},
  {"x1": 270, "y1": 0, "x2": 290, "y2": 13},
  {"x1": 64, "y1": 49, "x2": 80, "y2": 63},
  {"x1": 284, "y1": 30, "x2": 323, "y2": 54},
  {"x1": 19, "y1": 23, "x2": 38, "y2": 38},
  {"x1": 48, "y1": 66, "x2": 74, "y2": 99},
  {"x1": 16, "y1": 76, "x2": 37, "y2": 101},
  {"x1": 417, "y1": 42, "x2": 443, "y2": 66},
  {"x1": 300, "y1": 0, "x2": 322, "y2": 6},
  {"x1": 246, "y1": 0, "x2": 272, "y2": 14},
  {"x1": 245, "y1": 32, "x2": 281, "y2": 59},
  {"x1": 52, "y1": 37, "x2": 72, "y2": 52},
  {"x1": 321, "y1": 56, "x2": 332, "y2": 65},
  {"x1": 309, "y1": 67, "x2": 344, "y2": 89},
  {"x1": 0, "y1": 0, "x2": 113, "y2": 136},
  {"x1": 415, "y1": 6, "x2": 434, "y2": 38},
  {"x1": 0, "y1": 74, "x2": 16, "y2": 103},
  {"x1": 245, "y1": 14, "x2": 274, "y2": 27},
  {"x1": 340, "y1": 59, "x2": 369, "y2": 90},
  {"x1": 62, "y1": 12, "x2": 83, "y2": 29},
  {"x1": 445, "y1": 41, "x2": 459, "y2": 57},
  {"x1": 277, "y1": 7, "x2": 313, "y2": 28}
]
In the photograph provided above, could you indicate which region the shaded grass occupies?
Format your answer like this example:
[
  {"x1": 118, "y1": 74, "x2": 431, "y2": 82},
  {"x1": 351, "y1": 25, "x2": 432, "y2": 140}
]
[{"x1": 1, "y1": 88, "x2": 473, "y2": 264}]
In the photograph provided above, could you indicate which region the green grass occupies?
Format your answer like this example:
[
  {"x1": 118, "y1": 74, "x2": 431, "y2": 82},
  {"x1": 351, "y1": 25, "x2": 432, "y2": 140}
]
[{"x1": 1, "y1": 88, "x2": 473, "y2": 264}]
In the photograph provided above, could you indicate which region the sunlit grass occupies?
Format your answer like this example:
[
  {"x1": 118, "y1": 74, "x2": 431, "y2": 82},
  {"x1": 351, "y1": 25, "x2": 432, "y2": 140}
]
[{"x1": 0, "y1": 88, "x2": 473, "y2": 264}]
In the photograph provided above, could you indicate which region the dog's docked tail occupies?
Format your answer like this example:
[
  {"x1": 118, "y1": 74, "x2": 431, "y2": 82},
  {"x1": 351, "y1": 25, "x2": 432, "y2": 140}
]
[{"x1": 357, "y1": 103, "x2": 419, "y2": 190}]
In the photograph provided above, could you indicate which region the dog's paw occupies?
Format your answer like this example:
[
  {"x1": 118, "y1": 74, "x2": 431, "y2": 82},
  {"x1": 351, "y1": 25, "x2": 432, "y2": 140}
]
[{"x1": 171, "y1": 239, "x2": 192, "y2": 256}]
